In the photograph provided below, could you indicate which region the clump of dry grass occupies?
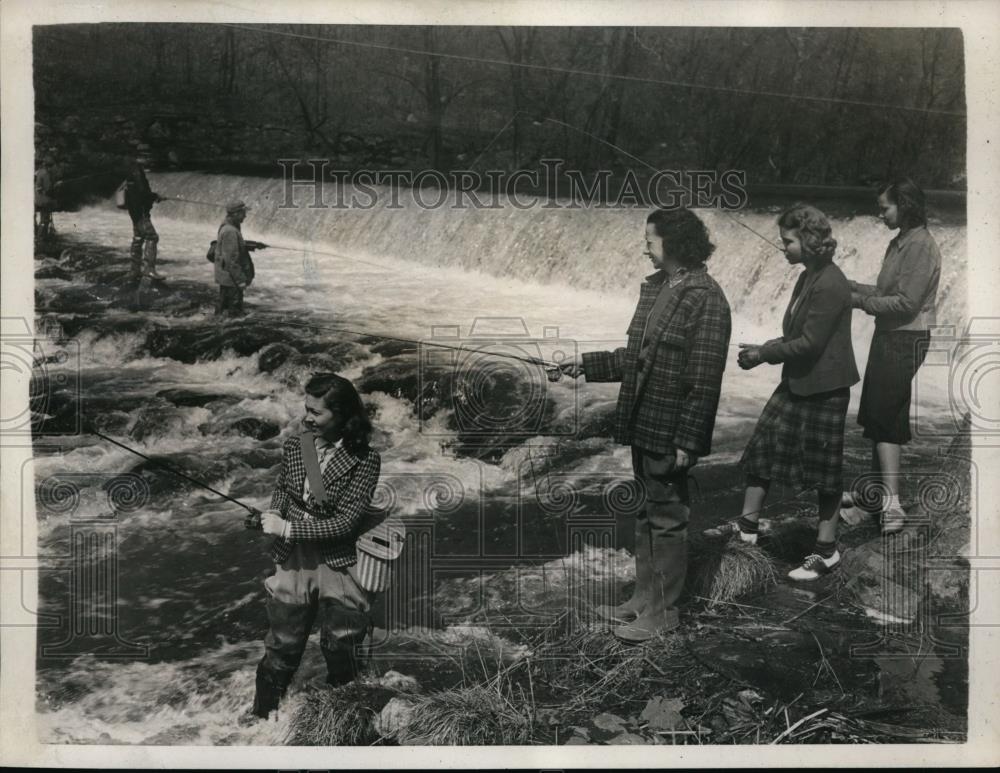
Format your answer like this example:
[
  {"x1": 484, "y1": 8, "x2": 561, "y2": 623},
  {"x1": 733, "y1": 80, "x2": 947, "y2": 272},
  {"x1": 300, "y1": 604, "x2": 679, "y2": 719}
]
[
  {"x1": 403, "y1": 685, "x2": 532, "y2": 745},
  {"x1": 285, "y1": 682, "x2": 395, "y2": 746},
  {"x1": 536, "y1": 624, "x2": 686, "y2": 718},
  {"x1": 688, "y1": 538, "x2": 777, "y2": 605}
]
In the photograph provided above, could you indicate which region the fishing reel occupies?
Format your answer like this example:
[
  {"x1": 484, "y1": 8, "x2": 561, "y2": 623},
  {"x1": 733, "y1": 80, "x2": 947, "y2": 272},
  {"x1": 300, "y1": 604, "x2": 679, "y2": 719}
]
[{"x1": 244, "y1": 508, "x2": 263, "y2": 531}]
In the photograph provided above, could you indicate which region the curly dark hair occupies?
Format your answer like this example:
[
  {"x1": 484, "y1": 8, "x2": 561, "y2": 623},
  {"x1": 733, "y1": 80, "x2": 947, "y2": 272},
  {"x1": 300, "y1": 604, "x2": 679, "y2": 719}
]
[
  {"x1": 646, "y1": 208, "x2": 715, "y2": 268},
  {"x1": 881, "y1": 178, "x2": 927, "y2": 229},
  {"x1": 304, "y1": 372, "x2": 373, "y2": 455},
  {"x1": 777, "y1": 203, "x2": 838, "y2": 262}
]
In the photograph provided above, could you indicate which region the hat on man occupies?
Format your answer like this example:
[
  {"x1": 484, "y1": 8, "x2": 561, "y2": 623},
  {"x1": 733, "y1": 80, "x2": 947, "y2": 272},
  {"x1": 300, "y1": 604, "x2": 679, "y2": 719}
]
[{"x1": 226, "y1": 199, "x2": 249, "y2": 214}]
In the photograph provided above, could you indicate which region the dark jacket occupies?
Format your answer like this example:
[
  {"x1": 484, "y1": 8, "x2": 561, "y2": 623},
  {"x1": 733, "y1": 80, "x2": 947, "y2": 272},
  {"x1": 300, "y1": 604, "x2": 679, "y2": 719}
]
[
  {"x1": 268, "y1": 434, "x2": 382, "y2": 569},
  {"x1": 759, "y1": 261, "x2": 860, "y2": 396},
  {"x1": 124, "y1": 168, "x2": 157, "y2": 222},
  {"x1": 582, "y1": 265, "x2": 732, "y2": 456},
  {"x1": 214, "y1": 218, "x2": 255, "y2": 287}
]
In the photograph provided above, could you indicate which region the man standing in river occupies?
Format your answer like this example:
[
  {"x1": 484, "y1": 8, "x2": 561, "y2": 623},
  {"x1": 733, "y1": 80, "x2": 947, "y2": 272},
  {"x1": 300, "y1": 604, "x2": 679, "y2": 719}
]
[
  {"x1": 561, "y1": 208, "x2": 731, "y2": 644},
  {"x1": 124, "y1": 158, "x2": 164, "y2": 282},
  {"x1": 214, "y1": 199, "x2": 256, "y2": 316}
]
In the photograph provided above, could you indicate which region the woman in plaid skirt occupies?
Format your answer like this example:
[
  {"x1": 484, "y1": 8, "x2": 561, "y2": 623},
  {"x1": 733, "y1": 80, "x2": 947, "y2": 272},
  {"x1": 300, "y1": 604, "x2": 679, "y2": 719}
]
[{"x1": 706, "y1": 204, "x2": 860, "y2": 581}]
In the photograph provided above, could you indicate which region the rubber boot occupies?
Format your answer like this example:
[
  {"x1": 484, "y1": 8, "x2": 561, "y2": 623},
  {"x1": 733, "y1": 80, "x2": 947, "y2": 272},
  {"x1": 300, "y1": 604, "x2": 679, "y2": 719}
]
[
  {"x1": 319, "y1": 598, "x2": 369, "y2": 686},
  {"x1": 129, "y1": 238, "x2": 144, "y2": 281},
  {"x1": 143, "y1": 237, "x2": 164, "y2": 280},
  {"x1": 250, "y1": 597, "x2": 315, "y2": 718},
  {"x1": 251, "y1": 659, "x2": 293, "y2": 719},
  {"x1": 595, "y1": 519, "x2": 651, "y2": 624},
  {"x1": 614, "y1": 538, "x2": 686, "y2": 644},
  {"x1": 321, "y1": 637, "x2": 364, "y2": 687}
]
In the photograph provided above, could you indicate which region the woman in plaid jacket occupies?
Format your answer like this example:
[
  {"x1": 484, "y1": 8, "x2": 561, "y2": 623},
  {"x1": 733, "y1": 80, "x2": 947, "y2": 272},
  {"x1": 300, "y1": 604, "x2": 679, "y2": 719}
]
[
  {"x1": 710, "y1": 204, "x2": 859, "y2": 582},
  {"x1": 250, "y1": 373, "x2": 381, "y2": 720},
  {"x1": 562, "y1": 208, "x2": 732, "y2": 643}
]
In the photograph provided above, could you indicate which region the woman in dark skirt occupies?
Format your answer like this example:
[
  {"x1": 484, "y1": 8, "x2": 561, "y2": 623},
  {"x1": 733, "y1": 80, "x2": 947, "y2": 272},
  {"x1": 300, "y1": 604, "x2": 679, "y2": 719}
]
[
  {"x1": 705, "y1": 204, "x2": 859, "y2": 581},
  {"x1": 843, "y1": 179, "x2": 941, "y2": 532}
]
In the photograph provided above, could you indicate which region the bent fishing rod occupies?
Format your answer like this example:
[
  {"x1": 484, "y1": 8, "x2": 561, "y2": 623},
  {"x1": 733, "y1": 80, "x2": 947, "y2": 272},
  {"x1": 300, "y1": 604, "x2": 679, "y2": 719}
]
[{"x1": 90, "y1": 428, "x2": 265, "y2": 530}]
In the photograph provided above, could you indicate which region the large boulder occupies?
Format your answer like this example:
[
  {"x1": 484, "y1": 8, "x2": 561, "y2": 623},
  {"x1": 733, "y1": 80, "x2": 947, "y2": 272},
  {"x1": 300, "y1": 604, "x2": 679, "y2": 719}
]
[{"x1": 230, "y1": 417, "x2": 280, "y2": 441}]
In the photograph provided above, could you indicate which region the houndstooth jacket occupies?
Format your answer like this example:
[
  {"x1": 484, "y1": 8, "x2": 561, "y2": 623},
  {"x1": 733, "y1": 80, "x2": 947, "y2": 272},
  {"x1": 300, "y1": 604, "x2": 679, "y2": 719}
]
[
  {"x1": 268, "y1": 434, "x2": 381, "y2": 569},
  {"x1": 582, "y1": 265, "x2": 732, "y2": 457}
]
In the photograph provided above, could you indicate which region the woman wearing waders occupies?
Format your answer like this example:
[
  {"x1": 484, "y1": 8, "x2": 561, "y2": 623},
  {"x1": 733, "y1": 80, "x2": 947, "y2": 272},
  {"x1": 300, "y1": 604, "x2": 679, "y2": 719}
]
[
  {"x1": 706, "y1": 204, "x2": 859, "y2": 581},
  {"x1": 250, "y1": 373, "x2": 382, "y2": 719},
  {"x1": 842, "y1": 179, "x2": 941, "y2": 534}
]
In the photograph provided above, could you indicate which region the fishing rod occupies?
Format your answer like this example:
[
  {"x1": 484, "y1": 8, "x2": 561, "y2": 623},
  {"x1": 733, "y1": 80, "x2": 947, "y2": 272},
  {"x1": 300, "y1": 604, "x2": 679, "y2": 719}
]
[
  {"x1": 90, "y1": 428, "x2": 264, "y2": 529},
  {"x1": 537, "y1": 117, "x2": 785, "y2": 252},
  {"x1": 161, "y1": 195, "x2": 224, "y2": 208},
  {"x1": 158, "y1": 196, "x2": 398, "y2": 271}
]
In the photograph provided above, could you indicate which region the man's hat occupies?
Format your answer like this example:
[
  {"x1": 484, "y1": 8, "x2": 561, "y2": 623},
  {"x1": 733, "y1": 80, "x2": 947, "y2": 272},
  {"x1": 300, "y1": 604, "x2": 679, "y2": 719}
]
[{"x1": 226, "y1": 199, "x2": 249, "y2": 214}]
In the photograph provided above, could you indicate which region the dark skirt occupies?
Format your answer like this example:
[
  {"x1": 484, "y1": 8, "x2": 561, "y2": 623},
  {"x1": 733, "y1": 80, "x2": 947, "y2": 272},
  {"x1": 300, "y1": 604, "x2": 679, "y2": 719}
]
[
  {"x1": 857, "y1": 329, "x2": 930, "y2": 444},
  {"x1": 740, "y1": 382, "x2": 850, "y2": 495}
]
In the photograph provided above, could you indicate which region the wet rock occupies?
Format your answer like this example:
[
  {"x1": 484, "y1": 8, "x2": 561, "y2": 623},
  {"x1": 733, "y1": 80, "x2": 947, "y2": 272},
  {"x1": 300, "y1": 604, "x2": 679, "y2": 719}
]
[
  {"x1": 368, "y1": 338, "x2": 414, "y2": 358},
  {"x1": 35, "y1": 265, "x2": 73, "y2": 281},
  {"x1": 357, "y1": 356, "x2": 431, "y2": 404},
  {"x1": 126, "y1": 454, "x2": 235, "y2": 498},
  {"x1": 257, "y1": 342, "x2": 297, "y2": 373},
  {"x1": 376, "y1": 670, "x2": 421, "y2": 693},
  {"x1": 32, "y1": 388, "x2": 82, "y2": 435},
  {"x1": 230, "y1": 417, "x2": 280, "y2": 441},
  {"x1": 38, "y1": 286, "x2": 111, "y2": 314},
  {"x1": 157, "y1": 388, "x2": 239, "y2": 409},
  {"x1": 91, "y1": 410, "x2": 132, "y2": 435},
  {"x1": 145, "y1": 324, "x2": 301, "y2": 363},
  {"x1": 129, "y1": 407, "x2": 187, "y2": 443},
  {"x1": 841, "y1": 436, "x2": 971, "y2": 625},
  {"x1": 242, "y1": 447, "x2": 283, "y2": 469},
  {"x1": 57, "y1": 313, "x2": 151, "y2": 341},
  {"x1": 374, "y1": 697, "x2": 418, "y2": 743},
  {"x1": 573, "y1": 401, "x2": 617, "y2": 440}
]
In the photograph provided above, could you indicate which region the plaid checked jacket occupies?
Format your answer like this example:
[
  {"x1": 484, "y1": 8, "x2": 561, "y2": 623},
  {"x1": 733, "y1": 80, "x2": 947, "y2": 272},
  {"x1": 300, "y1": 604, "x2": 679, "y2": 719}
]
[
  {"x1": 582, "y1": 266, "x2": 732, "y2": 456},
  {"x1": 268, "y1": 434, "x2": 382, "y2": 569}
]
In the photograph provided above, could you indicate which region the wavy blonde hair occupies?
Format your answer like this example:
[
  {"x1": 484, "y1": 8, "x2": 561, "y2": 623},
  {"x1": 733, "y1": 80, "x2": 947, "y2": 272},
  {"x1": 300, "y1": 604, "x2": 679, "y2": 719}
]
[{"x1": 777, "y1": 204, "x2": 837, "y2": 262}]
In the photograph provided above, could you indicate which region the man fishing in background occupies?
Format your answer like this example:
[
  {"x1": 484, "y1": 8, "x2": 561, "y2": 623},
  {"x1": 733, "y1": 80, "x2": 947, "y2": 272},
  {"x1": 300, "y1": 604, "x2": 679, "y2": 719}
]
[
  {"x1": 561, "y1": 208, "x2": 732, "y2": 644},
  {"x1": 34, "y1": 151, "x2": 61, "y2": 242},
  {"x1": 249, "y1": 373, "x2": 383, "y2": 720},
  {"x1": 214, "y1": 199, "x2": 265, "y2": 317},
  {"x1": 123, "y1": 157, "x2": 164, "y2": 282}
]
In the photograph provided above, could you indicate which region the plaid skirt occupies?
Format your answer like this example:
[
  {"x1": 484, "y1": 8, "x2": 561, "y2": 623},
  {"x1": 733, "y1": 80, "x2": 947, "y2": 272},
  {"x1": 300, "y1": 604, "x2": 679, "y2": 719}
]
[
  {"x1": 858, "y1": 329, "x2": 930, "y2": 444},
  {"x1": 739, "y1": 382, "x2": 850, "y2": 495}
]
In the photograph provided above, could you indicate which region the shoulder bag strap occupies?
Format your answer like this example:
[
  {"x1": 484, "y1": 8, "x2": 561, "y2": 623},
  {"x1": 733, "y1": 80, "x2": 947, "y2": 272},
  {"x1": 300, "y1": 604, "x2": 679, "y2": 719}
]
[{"x1": 298, "y1": 431, "x2": 329, "y2": 506}]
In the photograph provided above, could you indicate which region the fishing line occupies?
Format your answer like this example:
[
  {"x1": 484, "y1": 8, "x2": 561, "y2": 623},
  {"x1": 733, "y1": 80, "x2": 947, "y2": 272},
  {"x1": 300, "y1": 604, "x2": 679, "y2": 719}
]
[
  {"x1": 274, "y1": 317, "x2": 564, "y2": 372},
  {"x1": 221, "y1": 23, "x2": 966, "y2": 118},
  {"x1": 162, "y1": 195, "x2": 224, "y2": 208},
  {"x1": 537, "y1": 116, "x2": 785, "y2": 252}
]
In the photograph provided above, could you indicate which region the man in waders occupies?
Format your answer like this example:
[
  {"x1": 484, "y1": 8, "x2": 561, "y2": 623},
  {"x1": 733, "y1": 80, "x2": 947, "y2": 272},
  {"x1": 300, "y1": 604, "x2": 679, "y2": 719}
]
[
  {"x1": 124, "y1": 159, "x2": 164, "y2": 282},
  {"x1": 250, "y1": 373, "x2": 382, "y2": 720},
  {"x1": 561, "y1": 208, "x2": 731, "y2": 644},
  {"x1": 214, "y1": 199, "x2": 257, "y2": 317}
]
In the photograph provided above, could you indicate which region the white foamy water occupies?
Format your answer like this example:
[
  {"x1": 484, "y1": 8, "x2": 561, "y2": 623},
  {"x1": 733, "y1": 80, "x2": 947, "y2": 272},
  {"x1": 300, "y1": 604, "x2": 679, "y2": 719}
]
[{"x1": 31, "y1": 175, "x2": 966, "y2": 743}]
